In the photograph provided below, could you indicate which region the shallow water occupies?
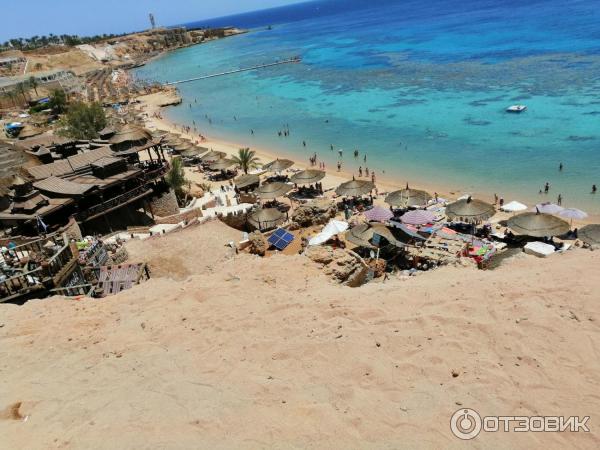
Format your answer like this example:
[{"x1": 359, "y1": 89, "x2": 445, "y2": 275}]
[{"x1": 135, "y1": 0, "x2": 600, "y2": 212}]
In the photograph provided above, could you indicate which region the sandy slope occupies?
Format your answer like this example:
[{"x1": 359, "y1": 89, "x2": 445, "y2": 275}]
[{"x1": 1, "y1": 222, "x2": 599, "y2": 449}]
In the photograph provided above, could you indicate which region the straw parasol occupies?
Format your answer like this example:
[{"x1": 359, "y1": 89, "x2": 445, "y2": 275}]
[
  {"x1": 171, "y1": 142, "x2": 195, "y2": 152},
  {"x1": 200, "y1": 151, "x2": 227, "y2": 162},
  {"x1": 247, "y1": 208, "x2": 285, "y2": 231},
  {"x1": 507, "y1": 211, "x2": 570, "y2": 237},
  {"x1": 335, "y1": 177, "x2": 375, "y2": 197},
  {"x1": 579, "y1": 224, "x2": 600, "y2": 247},
  {"x1": 265, "y1": 158, "x2": 294, "y2": 172},
  {"x1": 254, "y1": 182, "x2": 292, "y2": 200},
  {"x1": 209, "y1": 158, "x2": 236, "y2": 171},
  {"x1": 385, "y1": 186, "x2": 432, "y2": 208},
  {"x1": 180, "y1": 148, "x2": 206, "y2": 158},
  {"x1": 400, "y1": 210, "x2": 436, "y2": 225},
  {"x1": 445, "y1": 197, "x2": 495, "y2": 223},
  {"x1": 108, "y1": 124, "x2": 152, "y2": 145},
  {"x1": 364, "y1": 206, "x2": 394, "y2": 223},
  {"x1": 234, "y1": 174, "x2": 260, "y2": 190},
  {"x1": 290, "y1": 169, "x2": 325, "y2": 185},
  {"x1": 345, "y1": 223, "x2": 403, "y2": 249}
]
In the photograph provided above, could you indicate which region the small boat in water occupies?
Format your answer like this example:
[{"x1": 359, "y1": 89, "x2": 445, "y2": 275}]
[{"x1": 506, "y1": 105, "x2": 527, "y2": 113}]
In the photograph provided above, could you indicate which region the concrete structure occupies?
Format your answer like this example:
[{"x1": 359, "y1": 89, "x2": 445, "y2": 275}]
[{"x1": 0, "y1": 69, "x2": 79, "y2": 94}]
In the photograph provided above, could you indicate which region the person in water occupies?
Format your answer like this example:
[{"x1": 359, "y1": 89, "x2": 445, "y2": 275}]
[{"x1": 592, "y1": 184, "x2": 597, "y2": 194}]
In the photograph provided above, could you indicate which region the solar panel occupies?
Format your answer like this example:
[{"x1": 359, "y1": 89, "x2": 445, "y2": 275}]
[{"x1": 267, "y1": 228, "x2": 295, "y2": 251}]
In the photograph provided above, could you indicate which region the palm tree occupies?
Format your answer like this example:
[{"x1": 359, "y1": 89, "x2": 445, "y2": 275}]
[
  {"x1": 232, "y1": 147, "x2": 260, "y2": 174},
  {"x1": 29, "y1": 76, "x2": 39, "y2": 96},
  {"x1": 165, "y1": 157, "x2": 189, "y2": 205}
]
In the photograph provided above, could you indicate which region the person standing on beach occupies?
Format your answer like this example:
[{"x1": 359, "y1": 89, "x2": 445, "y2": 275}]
[
  {"x1": 371, "y1": 172, "x2": 376, "y2": 183},
  {"x1": 545, "y1": 182, "x2": 550, "y2": 194},
  {"x1": 337, "y1": 161, "x2": 341, "y2": 172},
  {"x1": 358, "y1": 166, "x2": 363, "y2": 177},
  {"x1": 557, "y1": 194, "x2": 562, "y2": 205},
  {"x1": 494, "y1": 193, "x2": 498, "y2": 205}
]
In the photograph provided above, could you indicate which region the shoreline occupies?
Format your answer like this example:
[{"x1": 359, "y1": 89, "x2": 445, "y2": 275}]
[{"x1": 136, "y1": 90, "x2": 600, "y2": 226}]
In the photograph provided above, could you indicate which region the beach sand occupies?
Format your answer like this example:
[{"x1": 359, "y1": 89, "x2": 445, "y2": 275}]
[
  {"x1": 136, "y1": 91, "x2": 600, "y2": 227},
  {"x1": 1, "y1": 219, "x2": 599, "y2": 449}
]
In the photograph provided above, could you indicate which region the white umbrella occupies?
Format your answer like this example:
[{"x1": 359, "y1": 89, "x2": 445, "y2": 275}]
[
  {"x1": 308, "y1": 220, "x2": 348, "y2": 246},
  {"x1": 558, "y1": 208, "x2": 588, "y2": 228},
  {"x1": 534, "y1": 202, "x2": 564, "y2": 214},
  {"x1": 501, "y1": 201, "x2": 528, "y2": 213}
]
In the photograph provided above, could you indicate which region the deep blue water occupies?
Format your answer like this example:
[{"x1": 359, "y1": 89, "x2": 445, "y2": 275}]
[{"x1": 136, "y1": 0, "x2": 600, "y2": 212}]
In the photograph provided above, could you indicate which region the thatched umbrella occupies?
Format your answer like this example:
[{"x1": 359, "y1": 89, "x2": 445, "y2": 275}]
[
  {"x1": 235, "y1": 174, "x2": 260, "y2": 190},
  {"x1": 209, "y1": 158, "x2": 236, "y2": 171},
  {"x1": 109, "y1": 124, "x2": 152, "y2": 146},
  {"x1": 180, "y1": 148, "x2": 206, "y2": 158},
  {"x1": 200, "y1": 150, "x2": 227, "y2": 163},
  {"x1": 445, "y1": 197, "x2": 495, "y2": 223},
  {"x1": 254, "y1": 182, "x2": 292, "y2": 200},
  {"x1": 290, "y1": 169, "x2": 325, "y2": 185},
  {"x1": 507, "y1": 211, "x2": 570, "y2": 237},
  {"x1": 335, "y1": 177, "x2": 375, "y2": 197},
  {"x1": 247, "y1": 208, "x2": 285, "y2": 231},
  {"x1": 385, "y1": 186, "x2": 432, "y2": 208},
  {"x1": 265, "y1": 158, "x2": 294, "y2": 172},
  {"x1": 579, "y1": 224, "x2": 600, "y2": 247},
  {"x1": 345, "y1": 223, "x2": 403, "y2": 249},
  {"x1": 171, "y1": 142, "x2": 195, "y2": 152}
]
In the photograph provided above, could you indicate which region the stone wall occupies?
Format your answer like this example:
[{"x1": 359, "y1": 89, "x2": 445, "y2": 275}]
[
  {"x1": 155, "y1": 208, "x2": 203, "y2": 225},
  {"x1": 150, "y1": 190, "x2": 180, "y2": 218}
]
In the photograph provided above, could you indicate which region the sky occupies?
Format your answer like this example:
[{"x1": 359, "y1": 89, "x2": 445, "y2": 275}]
[{"x1": 0, "y1": 0, "x2": 303, "y2": 42}]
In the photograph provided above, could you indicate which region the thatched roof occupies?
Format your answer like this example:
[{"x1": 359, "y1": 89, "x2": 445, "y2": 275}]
[
  {"x1": 290, "y1": 170, "x2": 325, "y2": 185},
  {"x1": 507, "y1": 212, "x2": 570, "y2": 237},
  {"x1": 109, "y1": 125, "x2": 152, "y2": 145},
  {"x1": 335, "y1": 178, "x2": 375, "y2": 197},
  {"x1": 385, "y1": 187, "x2": 432, "y2": 207},
  {"x1": 445, "y1": 197, "x2": 495, "y2": 223},
  {"x1": 264, "y1": 159, "x2": 294, "y2": 172},
  {"x1": 254, "y1": 182, "x2": 292, "y2": 200},
  {"x1": 247, "y1": 208, "x2": 285, "y2": 230},
  {"x1": 234, "y1": 174, "x2": 260, "y2": 189}
]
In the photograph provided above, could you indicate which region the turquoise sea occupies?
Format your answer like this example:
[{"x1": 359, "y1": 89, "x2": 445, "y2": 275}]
[{"x1": 134, "y1": 0, "x2": 600, "y2": 212}]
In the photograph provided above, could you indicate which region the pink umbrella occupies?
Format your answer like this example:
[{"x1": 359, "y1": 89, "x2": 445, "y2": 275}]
[
  {"x1": 364, "y1": 206, "x2": 394, "y2": 223},
  {"x1": 400, "y1": 210, "x2": 436, "y2": 225}
]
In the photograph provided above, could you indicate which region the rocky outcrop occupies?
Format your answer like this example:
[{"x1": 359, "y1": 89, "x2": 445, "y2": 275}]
[
  {"x1": 291, "y1": 200, "x2": 337, "y2": 228},
  {"x1": 248, "y1": 231, "x2": 268, "y2": 256},
  {"x1": 305, "y1": 246, "x2": 369, "y2": 287}
]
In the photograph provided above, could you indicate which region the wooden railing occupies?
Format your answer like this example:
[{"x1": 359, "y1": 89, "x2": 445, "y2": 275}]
[
  {"x1": 0, "y1": 267, "x2": 43, "y2": 301},
  {"x1": 50, "y1": 284, "x2": 95, "y2": 297},
  {"x1": 77, "y1": 185, "x2": 152, "y2": 221}
]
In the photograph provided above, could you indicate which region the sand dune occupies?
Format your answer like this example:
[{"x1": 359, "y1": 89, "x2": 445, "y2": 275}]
[{"x1": 1, "y1": 222, "x2": 599, "y2": 449}]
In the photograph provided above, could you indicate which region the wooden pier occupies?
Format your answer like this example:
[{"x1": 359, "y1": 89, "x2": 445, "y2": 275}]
[{"x1": 164, "y1": 57, "x2": 301, "y2": 86}]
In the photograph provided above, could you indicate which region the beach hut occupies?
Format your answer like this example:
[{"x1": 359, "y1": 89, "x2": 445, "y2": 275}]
[
  {"x1": 264, "y1": 158, "x2": 294, "y2": 172},
  {"x1": 290, "y1": 169, "x2": 325, "y2": 185},
  {"x1": 507, "y1": 211, "x2": 570, "y2": 237},
  {"x1": 247, "y1": 208, "x2": 285, "y2": 231},
  {"x1": 445, "y1": 197, "x2": 495, "y2": 223},
  {"x1": 579, "y1": 224, "x2": 600, "y2": 247},
  {"x1": 385, "y1": 186, "x2": 432, "y2": 208},
  {"x1": 335, "y1": 177, "x2": 375, "y2": 197},
  {"x1": 254, "y1": 182, "x2": 293, "y2": 200}
]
